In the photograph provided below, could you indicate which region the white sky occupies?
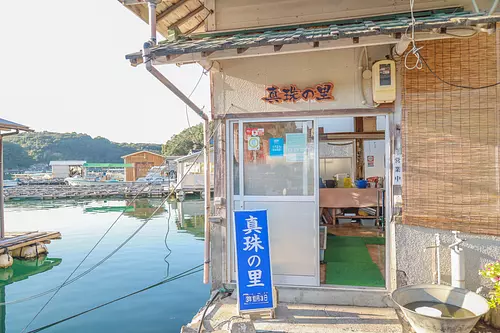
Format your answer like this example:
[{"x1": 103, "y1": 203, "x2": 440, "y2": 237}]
[{"x1": 0, "y1": 0, "x2": 210, "y2": 144}]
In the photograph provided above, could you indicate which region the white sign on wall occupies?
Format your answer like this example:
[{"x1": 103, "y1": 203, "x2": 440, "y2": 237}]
[{"x1": 393, "y1": 153, "x2": 402, "y2": 185}]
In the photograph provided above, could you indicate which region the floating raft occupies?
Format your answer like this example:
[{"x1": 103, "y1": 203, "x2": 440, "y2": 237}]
[
  {"x1": 0, "y1": 231, "x2": 62, "y2": 254},
  {"x1": 4, "y1": 184, "x2": 175, "y2": 201}
]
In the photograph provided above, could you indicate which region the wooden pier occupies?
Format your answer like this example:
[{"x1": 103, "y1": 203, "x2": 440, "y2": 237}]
[
  {"x1": 4, "y1": 184, "x2": 175, "y2": 201},
  {"x1": 0, "y1": 231, "x2": 61, "y2": 254}
]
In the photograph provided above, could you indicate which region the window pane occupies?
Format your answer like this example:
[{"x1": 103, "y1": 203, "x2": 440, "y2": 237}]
[{"x1": 243, "y1": 121, "x2": 314, "y2": 196}]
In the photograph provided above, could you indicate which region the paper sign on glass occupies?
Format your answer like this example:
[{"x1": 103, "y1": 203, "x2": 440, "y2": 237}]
[
  {"x1": 285, "y1": 133, "x2": 307, "y2": 162},
  {"x1": 269, "y1": 138, "x2": 284, "y2": 157}
]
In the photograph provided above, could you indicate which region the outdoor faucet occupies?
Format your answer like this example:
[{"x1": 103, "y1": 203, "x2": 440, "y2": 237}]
[
  {"x1": 449, "y1": 231, "x2": 466, "y2": 249},
  {"x1": 449, "y1": 231, "x2": 466, "y2": 289}
]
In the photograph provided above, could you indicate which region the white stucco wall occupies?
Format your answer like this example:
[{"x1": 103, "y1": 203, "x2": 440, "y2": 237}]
[
  {"x1": 395, "y1": 224, "x2": 500, "y2": 292},
  {"x1": 52, "y1": 165, "x2": 70, "y2": 179},
  {"x1": 212, "y1": 46, "x2": 392, "y2": 115}
]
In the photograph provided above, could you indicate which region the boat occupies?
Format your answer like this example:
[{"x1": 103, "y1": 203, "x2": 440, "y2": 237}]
[
  {"x1": 3, "y1": 180, "x2": 19, "y2": 188},
  {"x1": 65, "y1": 176, "x2": 121, "y2": 186}
]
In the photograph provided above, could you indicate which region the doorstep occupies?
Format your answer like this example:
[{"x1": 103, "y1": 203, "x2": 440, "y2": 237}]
[{"x1": 182, "y1": 297, "x2": 403, "y2": 333}]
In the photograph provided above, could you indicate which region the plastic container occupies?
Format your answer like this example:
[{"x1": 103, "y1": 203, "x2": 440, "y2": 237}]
[
  {"x1": 355, "y1": 179, "x2": 368, "y2": 188},
  {"x1": 361, "y1": 219, "x2": 376, "y2": 226}
]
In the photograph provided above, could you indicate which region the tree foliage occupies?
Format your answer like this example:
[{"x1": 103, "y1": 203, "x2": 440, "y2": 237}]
[
  {"x1": 3, "y1": 131, "x2": 162, "y2": 169},
  {"x1": 3, "y1": 141, "x2": 34, "y2": 169},
  {"x1": 162, "y1": 124, "x2": 204, "y2": 156}
]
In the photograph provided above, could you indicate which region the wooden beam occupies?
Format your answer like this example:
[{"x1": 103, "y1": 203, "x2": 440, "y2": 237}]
[
  {"x1": 319, "y1": 131, "x2": 385, "y2": 140},
  {"x1": 215, "y1": 107, "x2": 393, "y2": 120},
  {"x1": 237, "y1": 47, "x2": 249, "y2": 54},
  {"x1": 170, "y1": 5, "x2": 205, "y2": 28},
  {"x1": 320, "y1": 132, "x2": 385, "y2": 140},
  {"x1": 201, "y1": 50, "x2": 215, "y2": 57},
  {"x1": 273, "y1": 45, "x2": 283, "y2": 52},
  {"x1": 157, "y1": 0, "x2": 190, "y2": 21},
  {"x1": 150, "y1": 32, "x2": 454, "y2": 65}
]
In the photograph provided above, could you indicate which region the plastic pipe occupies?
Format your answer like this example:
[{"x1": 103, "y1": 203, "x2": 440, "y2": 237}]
[
  {"x1": 489, "y1": 0, "x2": 499, "y2": 15},
  {"x1": 449, "y1": 231, "x2": 465, "y2": 289},
  {"x1": 148, "y1": 1, "x2": 157, "y2": 44},
  {"x1": 142, "y1": 42, "x2": 212, "y2": 285},
  {"x1": 435, "y1": 233, "x2": 441, "y2": 285}
]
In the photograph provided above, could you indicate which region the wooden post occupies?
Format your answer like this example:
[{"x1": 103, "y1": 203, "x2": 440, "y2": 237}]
[
  {"x1": 354, "y1": 117, "x2": 364, "y2": 180},
  {"x1": 203, "y1": 119, "x2": 211, "y2": 284},
  {"x1": 0, "y1": 135, "x2": 4, "y2": 239}
]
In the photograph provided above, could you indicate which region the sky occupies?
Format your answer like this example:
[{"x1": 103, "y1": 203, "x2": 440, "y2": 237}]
[{"x1": 0, "y1": 0, "x2": 210, "y2": 144}]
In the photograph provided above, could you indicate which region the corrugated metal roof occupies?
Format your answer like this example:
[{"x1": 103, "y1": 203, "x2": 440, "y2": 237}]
[
  {"x1": 126, "y1": 9, "x2": 500, "y2": 63},
  {"x1": 0, "y1": 118, "x2": 32, "y2": 132}
]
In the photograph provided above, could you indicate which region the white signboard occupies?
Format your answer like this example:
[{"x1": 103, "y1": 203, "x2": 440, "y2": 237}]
[
  {"x1": 248, "y1": 136, "x2": 260, "y2": 151},
  {"x1": 393, "y1": 153, "x2": 402, "y2": 185}
]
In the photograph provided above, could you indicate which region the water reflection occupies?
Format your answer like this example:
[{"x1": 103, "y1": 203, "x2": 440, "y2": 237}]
[
  {"x1": 175, "y1": 200, "x2": 206, "y2": 240},
  {"x1": 0, "y1": 256, "x2": 62, "y2": 332}
]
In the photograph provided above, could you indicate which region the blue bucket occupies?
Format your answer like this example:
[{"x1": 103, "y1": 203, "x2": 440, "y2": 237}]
[{"x1": 355, "y1": 179, "x2": 368, "y2": 188}]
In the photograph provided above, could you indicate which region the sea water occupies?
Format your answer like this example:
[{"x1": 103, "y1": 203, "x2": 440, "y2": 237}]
[
  {"x1": 1, "y1": 199, "x2": 210, "y2": 333},
  {"x1": 405, "y1": 301, "x2": 476, "y2": 318}
]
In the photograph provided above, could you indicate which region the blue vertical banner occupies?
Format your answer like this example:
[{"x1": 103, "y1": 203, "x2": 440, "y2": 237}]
[{"x1": 234, "y1": 210, "x2": 274, "y2": 312}]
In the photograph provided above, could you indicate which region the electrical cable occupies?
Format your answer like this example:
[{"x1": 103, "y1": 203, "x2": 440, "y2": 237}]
[
  {"x1": 197, "y1": 290, "x2": 221, "y2": 333},
  {"x1": 19, "y1": 136, "x2": 202, "y2": 331},
  {"x1": 26, "y1": 264, "x2": 204, "y2": 333},
  {"x1": 402, "y1": 0, "x2": 500, "y2": 89},
  {"x1": 417, "y1": 52, "x2": 500, "y2": 89},
  {"x1": 5, "y1": 83, "x2": 214, "y2": 309},
  {"x1": 20, "y1": 106, "x2": 231, "y2": 331}
]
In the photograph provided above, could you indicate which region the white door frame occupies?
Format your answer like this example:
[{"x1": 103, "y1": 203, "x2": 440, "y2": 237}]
[{"x1": 225, "y1": 114, "x2": 394, "y2": 291}]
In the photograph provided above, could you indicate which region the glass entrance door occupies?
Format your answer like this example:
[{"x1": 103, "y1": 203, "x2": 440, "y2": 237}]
[{"x1": 230, "y1": 119, "x2": 319, "y2": 286}]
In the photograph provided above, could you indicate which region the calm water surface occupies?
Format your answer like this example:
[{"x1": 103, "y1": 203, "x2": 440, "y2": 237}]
[{"x1": 1, "y1": 199, "x2": 209, "y2": 333}]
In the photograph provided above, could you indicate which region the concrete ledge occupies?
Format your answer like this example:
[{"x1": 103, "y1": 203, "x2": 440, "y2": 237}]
[{"x1": 277, "y1": 286, "x2": 393, "y2": 307}]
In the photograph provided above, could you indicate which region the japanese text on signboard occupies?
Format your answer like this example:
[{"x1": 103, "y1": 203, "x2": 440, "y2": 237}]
[
  {"x1": 261, "y1": 82, "x2": 334, "y2": 104},
  {"x1": 393, "y1": 153, "x2": 402, "y2": 185},
  {"x1": 234, "y1": 210, "x2": 273, "y2": 312}
]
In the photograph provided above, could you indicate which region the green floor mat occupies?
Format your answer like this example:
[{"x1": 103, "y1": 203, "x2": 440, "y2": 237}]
[
  {"x1": 326, "y1": 262, "x2": 385, "y2": 287},
  {"x1": 324, "y1": 236, "x2": 372, "y2": 263},
  {"x1": 324, "y1": 236, "x2": 385, "y2": 287}
]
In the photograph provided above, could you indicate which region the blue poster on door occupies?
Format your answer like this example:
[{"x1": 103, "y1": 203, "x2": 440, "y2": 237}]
[
  {"x1": 234, "y1": 210, "x2": 274, "y2": 312},
  {"x1": 269, "y1": 138, "x2": 284, "y2": 157}
]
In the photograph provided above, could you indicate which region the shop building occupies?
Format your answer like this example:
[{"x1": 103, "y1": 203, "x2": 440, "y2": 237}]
[{"x1": 122, "y1": 0, "x2": 500, "y2": 306}]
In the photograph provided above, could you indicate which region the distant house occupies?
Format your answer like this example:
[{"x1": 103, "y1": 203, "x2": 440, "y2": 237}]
[
  {"x1": 175, "y1": 150, "x2": 214, "y2": 193},
  {"x1": 49, "y1": 161, "x2": 86, "y2": 179},
  {"x1": 121, "y1": 151, "x2": 165, "y2": 181}
]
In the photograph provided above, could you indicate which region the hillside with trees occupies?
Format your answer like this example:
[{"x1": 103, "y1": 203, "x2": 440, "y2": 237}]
[
  {"x1": 3, "y1": 132, "x2": 162, "y2": 170},
  {"x1": 162, "y1": 123, "x2": 204, "y2": 156},
  {"x1": 3, "y1": 123, "x2": 206, "y2": 170}
]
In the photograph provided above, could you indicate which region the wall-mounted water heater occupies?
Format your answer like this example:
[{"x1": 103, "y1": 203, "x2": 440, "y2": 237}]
[{"x1": 372, "y1": 60, "x2": 396, "y2": 103}]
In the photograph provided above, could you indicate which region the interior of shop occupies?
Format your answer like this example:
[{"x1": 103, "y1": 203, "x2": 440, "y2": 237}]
[
  {"x1": 318, "y1": 116, "x2": 386, "y2": 288},
  {"x1": 231, "y1": 115, "x2": 386, "y2": 288}
]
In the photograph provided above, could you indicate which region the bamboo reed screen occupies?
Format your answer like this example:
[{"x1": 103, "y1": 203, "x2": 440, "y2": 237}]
[{"x1": 402, "y1": 30, "x2": 500, "y2": 236}]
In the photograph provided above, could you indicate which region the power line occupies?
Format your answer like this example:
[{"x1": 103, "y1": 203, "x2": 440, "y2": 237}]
[
  {"x1": 26, "y1": 264, "x2": 204, "y2": 333},
  {"x1": 20, "y1": 106, "x2": 231, "y2": 331}
]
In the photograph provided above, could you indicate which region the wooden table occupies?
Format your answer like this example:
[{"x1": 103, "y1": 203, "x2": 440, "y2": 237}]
[{"x1": 319, "y1": 188, "x2": 382, "y2": 224}]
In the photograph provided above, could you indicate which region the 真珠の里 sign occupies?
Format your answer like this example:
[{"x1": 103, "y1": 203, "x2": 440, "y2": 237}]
[{"x1": 261, "y1": 82, "x2": 334, "y2": 104}]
